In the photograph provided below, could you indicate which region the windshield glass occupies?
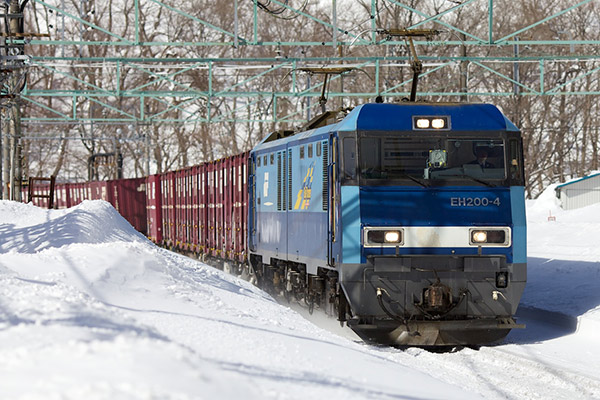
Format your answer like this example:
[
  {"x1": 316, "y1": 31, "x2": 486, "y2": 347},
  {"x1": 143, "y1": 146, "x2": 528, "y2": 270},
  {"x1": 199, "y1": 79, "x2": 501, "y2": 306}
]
[{"x1": 353, "y1": 134, "x2": 506, "y2": 185}]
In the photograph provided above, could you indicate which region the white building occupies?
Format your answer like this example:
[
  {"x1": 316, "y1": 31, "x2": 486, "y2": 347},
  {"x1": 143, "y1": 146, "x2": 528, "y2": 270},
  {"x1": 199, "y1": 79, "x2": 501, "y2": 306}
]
[{"x1": 555, "y1": 172, "x2": 600, "y2": 210}]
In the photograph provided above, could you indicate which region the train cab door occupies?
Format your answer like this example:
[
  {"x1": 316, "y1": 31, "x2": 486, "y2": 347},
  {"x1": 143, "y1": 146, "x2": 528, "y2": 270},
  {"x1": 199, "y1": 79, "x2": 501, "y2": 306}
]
[
  {"x1": 249, "y1": 153, "x2": 257, "y2": 252},
  {"x1": 278, "y1": 147, "x2": 290, "y2": 261},
  {"x1": 327, "y1": 135, "x2": 337, "y2": 267},
  {"x1": 285, "y1": 146, "x2": 292, "y2": 261}
]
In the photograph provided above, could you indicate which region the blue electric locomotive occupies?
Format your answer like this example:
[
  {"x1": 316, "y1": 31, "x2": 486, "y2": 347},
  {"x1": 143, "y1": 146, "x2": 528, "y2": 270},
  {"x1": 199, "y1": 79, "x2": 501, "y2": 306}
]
[{"x1": 248, "y1": 102, "x2": 526, "y2": 346}]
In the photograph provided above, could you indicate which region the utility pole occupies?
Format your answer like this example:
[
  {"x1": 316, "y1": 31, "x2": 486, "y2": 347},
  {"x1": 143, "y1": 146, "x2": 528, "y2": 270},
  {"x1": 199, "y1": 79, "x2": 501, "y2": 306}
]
[
  {"x1": 0, "y1": 0, "x2": 45, "y2": 200},
  {"x1": 460, "y1": 33, "x2": 468, "y2": 103},
  {"x1": 0, "y1": 0, "x2": 29, "y2": 200},
  {"x1": 8, "y1": 0, "x2": 23, "y2": 201},
  {"x1": 1, "y1": 110, "x2": 6, "y2": 199}
]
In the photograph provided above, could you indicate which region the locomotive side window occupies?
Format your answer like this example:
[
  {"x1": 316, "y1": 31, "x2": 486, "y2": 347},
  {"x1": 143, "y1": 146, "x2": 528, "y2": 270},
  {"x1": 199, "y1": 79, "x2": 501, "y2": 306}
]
[
  {"x1": 317, "y1": 142, "x2": 322, "y2": 157},
  {"x1": 359, "y1": 137, "x2": 382, "y2": 178},
  {"x1": 509, "y1": 138, "x2": 525, "y2": 185},
  {"x1": 308, "y1": 144, "x2": 313, "y2": 158},
  {"x1": 300, "y1": 145, "x2": 305, "y2": 159},
  {"x1": 270, "y1": 153, "x2": 274, "y2": 165},
  {"x1": 263, "y1": 155, "x2": 267, "y2": 166},
  {"x1": 343, "y1": 138, "x2": 357, "y2": 180},
  {"x1": 257, "y1": 156, "x2": 261, "y2": 167}
]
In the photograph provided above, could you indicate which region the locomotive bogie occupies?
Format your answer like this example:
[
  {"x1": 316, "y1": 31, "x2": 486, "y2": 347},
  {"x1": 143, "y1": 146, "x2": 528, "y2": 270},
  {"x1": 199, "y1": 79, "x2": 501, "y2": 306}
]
[{"x1": 248, "y1": 252, "x2": 344, "y2": 317}]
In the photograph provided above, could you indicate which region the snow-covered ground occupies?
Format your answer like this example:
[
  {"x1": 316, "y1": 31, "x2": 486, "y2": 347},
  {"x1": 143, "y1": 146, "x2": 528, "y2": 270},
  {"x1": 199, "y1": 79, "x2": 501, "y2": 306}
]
[{"x1": 1, "y1": 188, "x2": 599, "y2": 399}]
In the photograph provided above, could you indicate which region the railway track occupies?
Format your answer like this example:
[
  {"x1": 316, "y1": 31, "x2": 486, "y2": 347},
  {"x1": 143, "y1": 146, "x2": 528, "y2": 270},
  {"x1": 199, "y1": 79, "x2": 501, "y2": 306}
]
[{"x1": 289, "y1": 297, "x2": 600, "y2": 399}]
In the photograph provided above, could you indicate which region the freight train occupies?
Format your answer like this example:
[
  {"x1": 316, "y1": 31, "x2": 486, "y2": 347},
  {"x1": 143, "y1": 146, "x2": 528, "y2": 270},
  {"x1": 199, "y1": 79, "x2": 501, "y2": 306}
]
[{"x1": 26, "y1": 102, "x2": 526, "y2": 347}]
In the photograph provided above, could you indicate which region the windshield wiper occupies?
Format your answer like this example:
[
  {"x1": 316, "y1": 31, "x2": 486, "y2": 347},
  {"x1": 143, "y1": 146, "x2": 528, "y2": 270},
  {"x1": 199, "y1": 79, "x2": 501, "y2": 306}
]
[
  {"x1": 399, "y1": 173, "x2": 429, "y2": 188},
  {"x1": 454, "y1": 174, "x2": 496, "y2": 188}
]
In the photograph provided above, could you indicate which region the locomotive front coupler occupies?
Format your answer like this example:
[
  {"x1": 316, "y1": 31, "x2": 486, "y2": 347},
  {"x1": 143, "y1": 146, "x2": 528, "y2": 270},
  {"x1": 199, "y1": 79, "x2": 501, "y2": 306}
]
[
  {"x1": 415, "y1": 278, "x2": 468, "y2": 320},
  {"x1": 424, "y1": 279, "x2": 451, "y2": 310}
]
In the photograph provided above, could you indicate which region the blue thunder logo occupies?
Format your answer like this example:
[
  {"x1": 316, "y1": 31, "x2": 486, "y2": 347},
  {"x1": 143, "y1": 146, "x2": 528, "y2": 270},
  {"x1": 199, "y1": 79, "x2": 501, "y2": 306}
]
[{"x1": 294, "y1": 162, "x2": 315, "y2": 210}]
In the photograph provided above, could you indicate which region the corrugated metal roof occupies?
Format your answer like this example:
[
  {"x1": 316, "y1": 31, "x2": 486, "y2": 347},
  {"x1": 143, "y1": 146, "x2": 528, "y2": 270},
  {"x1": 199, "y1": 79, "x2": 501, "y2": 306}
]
[{"x1": 555, "y1": 172, "x2": 600, "y2": 189}]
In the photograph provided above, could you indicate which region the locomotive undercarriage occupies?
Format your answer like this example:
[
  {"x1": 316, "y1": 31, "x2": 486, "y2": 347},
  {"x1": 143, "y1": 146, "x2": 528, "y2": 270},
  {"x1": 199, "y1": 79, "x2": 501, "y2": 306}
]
[
  {"x1": 221, "y1": 254, "x2": 525, "y2": 347},
  {"x1": 341, "y1": 255, "x2": 526, "y2": 346},
  {"x1": 191, "y1": 253, "x2": 344, "y2": 318},
  {"x1": 248, "y1": 255, "x2": 352, "y2": 322}
]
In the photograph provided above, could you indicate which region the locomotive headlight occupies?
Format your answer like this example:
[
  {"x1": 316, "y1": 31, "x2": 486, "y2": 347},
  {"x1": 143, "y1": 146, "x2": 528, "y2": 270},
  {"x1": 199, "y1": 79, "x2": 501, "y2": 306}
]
[
  {"x1": 472, "y1": 230, "x2": 488, "y2": 243},
  {"x1": 384, "y1": 231, "x2": 401, "y2": 243},
  {"x1": 431, "y1": 118, "x2": 446, "y2": 129},
  {"x1": 365, "y1": 228, "x2": 404, "y2": 247},
  {"x1": 469, "y1": 228, "x2": 510, "y2": 246},
  {"x1": 415, "y1": 118, "x2": 430, "y2": 129},
  {"x1": 413, "y1": 116, "x2": 450, "y2": 130}
]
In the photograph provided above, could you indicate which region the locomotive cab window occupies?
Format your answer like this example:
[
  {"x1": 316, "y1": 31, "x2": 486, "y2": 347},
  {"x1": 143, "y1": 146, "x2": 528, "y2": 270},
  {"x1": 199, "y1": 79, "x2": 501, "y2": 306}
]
[
  {"x1": 308, "y1": 144, "x2": 313, "y2": 158},
  {"x1": 355, "y1": 132, "x2": 508, "y2": 187},
  {"x1": 424, "y1": 139, "x2": 506, "y2": 182}
]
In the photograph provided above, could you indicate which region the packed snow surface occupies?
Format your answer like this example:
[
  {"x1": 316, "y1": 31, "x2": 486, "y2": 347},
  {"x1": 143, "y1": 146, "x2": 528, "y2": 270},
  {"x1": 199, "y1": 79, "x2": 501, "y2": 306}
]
[{"x1": 1, "y1": 191, "x2": 599, "y2": 399}]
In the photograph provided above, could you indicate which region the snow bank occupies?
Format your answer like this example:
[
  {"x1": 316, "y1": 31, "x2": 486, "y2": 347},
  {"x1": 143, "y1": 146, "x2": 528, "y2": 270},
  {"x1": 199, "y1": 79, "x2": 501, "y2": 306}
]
[
  {"x1": 0, "y1": 200, "x2": 147, "y2": 254},
  {"x1": 0, "y1": 200, "x2": 473, "y2": 400}
]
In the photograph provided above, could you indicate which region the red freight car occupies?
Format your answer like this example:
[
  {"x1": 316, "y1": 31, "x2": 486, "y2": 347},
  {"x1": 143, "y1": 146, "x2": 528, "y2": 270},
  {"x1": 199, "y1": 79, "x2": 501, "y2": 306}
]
[
  {"x1": 189, "y1": 165, "x2": 199, "y2": 253},
  {"x1": 181, "y1": 167, "x2": 193, "y2": 252},
  {"x1": 215, "y1": 158, "x2": 226, "y2": 260},
  {"x1": 89, "y1": 181, "x2": 109, "y2": 201},
  {"x1": 232, "y1": 152, "x2": 249, "y2": 263},
  {"x1": 146, "y1": 174, "x2": 163, "y2": 244},
  {"x1": 174, "y1": 169, "x2": 184, "y2": 249},
  {"x1": 22, "y1": 180, "x2": 87, "y2": 208},
  {"x1": 22, "y1": 152, "x2": 250, "y2": 266},
  {"x1": 55, "y1": 184, "x2": 71, "y2": 208},
  {"x1": 22, "y1": 182, "x2": 51, "y2": 208},
  {"x1": 161, "y1": 171, "x2": 176, "y2": 248},
  {"x1": 206, "y1": 160, "x2": 217, "y2": 258},
  {"x1": 223, "y1": 156, "x2": 233, "y2": 261},
  {"x1": 69, "y1": 182, "x2": 87, "y2": 205},
  {"x1": 111, "y1": 178, "x2": 147, "y2": 235},
  {"x1": 198, "y1": 163, "x2": 209, "y2": 256}
]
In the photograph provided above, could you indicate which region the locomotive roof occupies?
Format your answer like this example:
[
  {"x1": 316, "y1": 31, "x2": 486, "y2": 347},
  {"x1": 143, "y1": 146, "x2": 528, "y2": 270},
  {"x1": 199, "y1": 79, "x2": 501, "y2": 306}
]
[
  {"x1": 336, "y1": 103, "x2": 519, "y2": 133},
  {"x1": 253, "y1": 102, "x2": 518, "y2": 153}
]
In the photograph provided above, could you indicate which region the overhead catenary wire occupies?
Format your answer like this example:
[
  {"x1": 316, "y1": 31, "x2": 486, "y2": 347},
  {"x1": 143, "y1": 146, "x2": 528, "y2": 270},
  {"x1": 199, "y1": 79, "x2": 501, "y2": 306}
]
[{"x1": 255, "y1": 0, "x2": 309, "y2": 20}]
